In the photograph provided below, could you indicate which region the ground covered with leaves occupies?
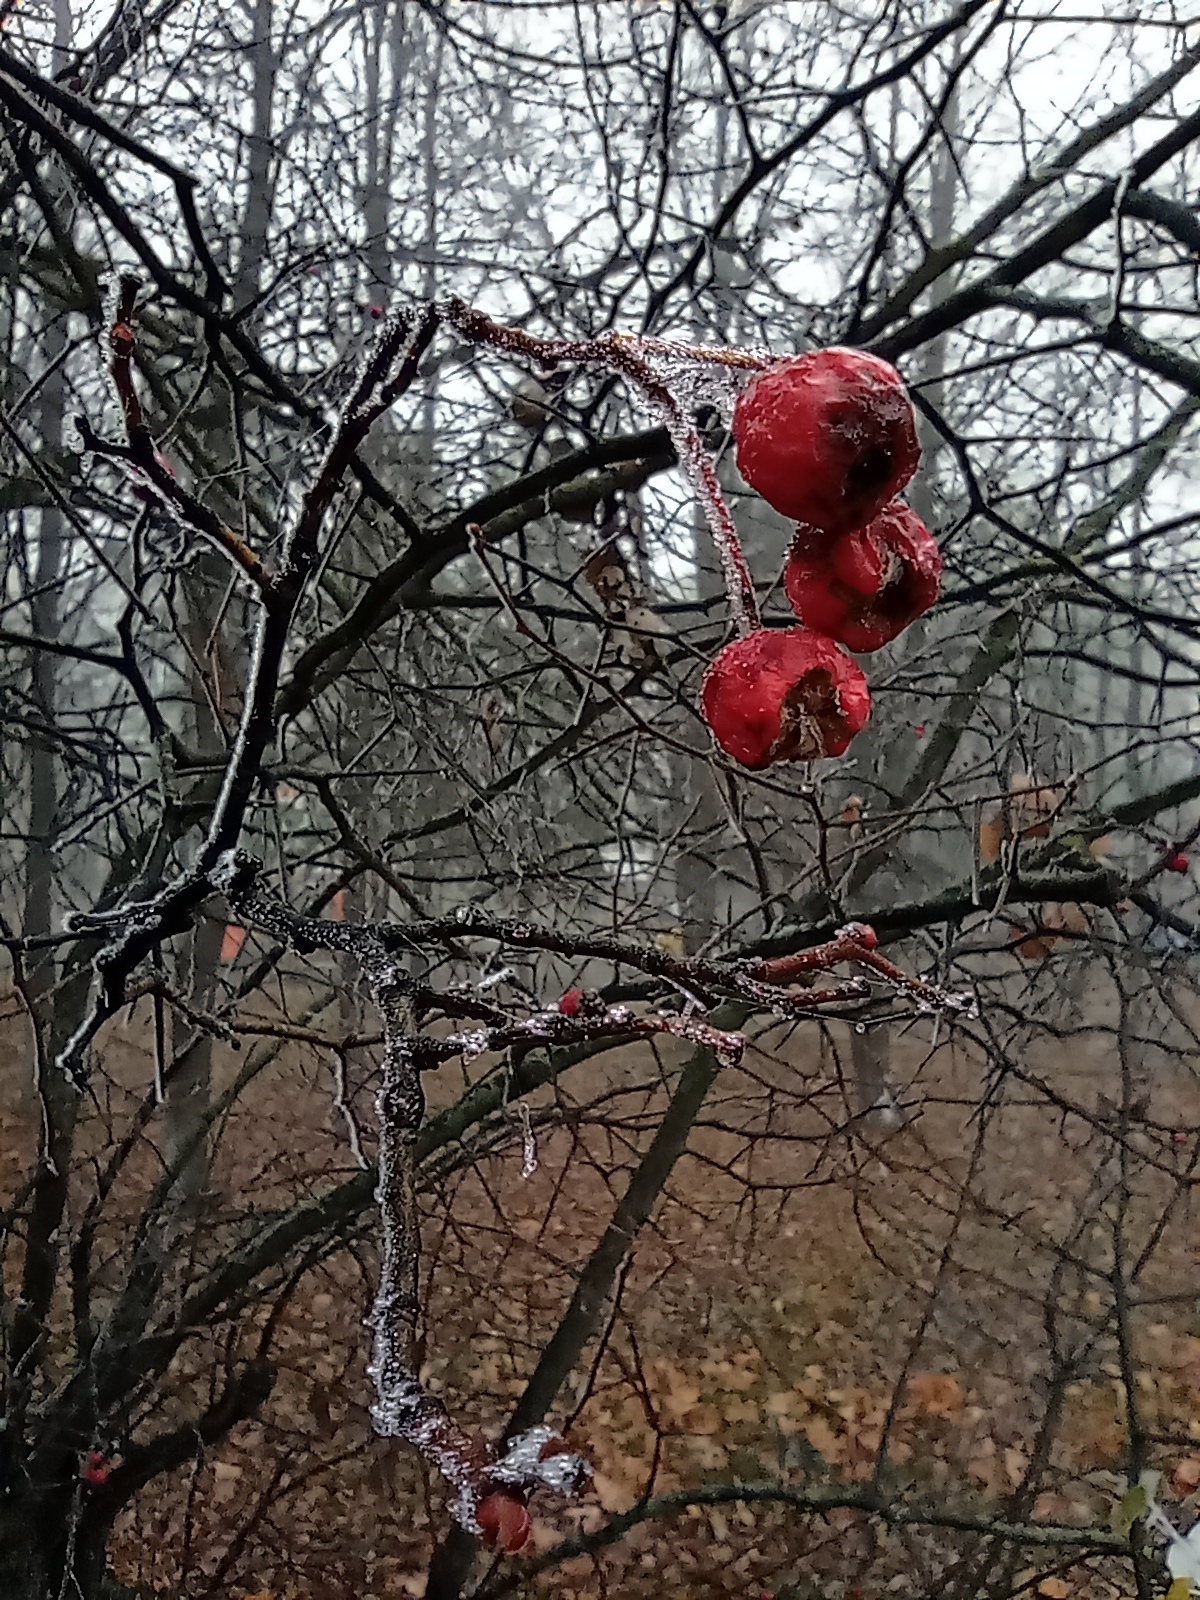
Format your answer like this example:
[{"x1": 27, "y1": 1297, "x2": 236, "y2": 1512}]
[{"x1": 4, "y1": 955, "x2": 1198, "y2": 1600}]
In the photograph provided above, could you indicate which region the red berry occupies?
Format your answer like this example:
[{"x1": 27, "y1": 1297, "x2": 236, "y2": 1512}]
[
  {"x1": 783, "y1": 505, "x2": 941, "y2": 652},
  {"x1": 849, "y1": 923, "x2": 878, "y2": 950},
  {"x1": 82, "y1": 1452, "x2": 112, "y2": 1486},
  {"x1": 1167, "y1": 851, "x2": 1189, "y2": 874},
  {"x1": 733, "y1": 349, "x2": 920, "y2": 535},
  {"x1": 477, "y1": 1491, "x2": 532, "y2": 1554},
  {"x1": 914, "y1": 724, "x2": 925, "y2": 738},
  {"x1": 1172, "y1": 1131, "x2": 1189, "y2": 1145},
  {"x1": 369, "y1": 303, "x2": 384, "y2": 319},
  {"x1": 700, "y1": 628, "x2": 870, "y2": 770},
  {"x1": 557, "y1": 989, "x2": 584, "y2": 1017}
]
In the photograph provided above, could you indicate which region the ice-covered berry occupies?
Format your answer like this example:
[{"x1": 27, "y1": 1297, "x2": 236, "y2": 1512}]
[
  {"x1": 783, "y1": 504, "x2": 941, "y2": 652},
  {"x1": 700, "y1": 627, "x2": 870, "y2": 770},
  {"x1": 477, "y1": 1491, "x2": 532, "y2": 1553},
  {"x1": 733, "y1": 349, "x2": 919, "y2": 535}
]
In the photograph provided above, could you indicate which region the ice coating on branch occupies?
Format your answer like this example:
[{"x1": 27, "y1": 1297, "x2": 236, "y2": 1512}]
[
  {"x1": 517, "y1": 1099, "x2": 538, "y2": 1179},
  {"x1": 654, "y1": 399, "x2": 760, "y2": 635},
  {"x1": 447, "y1": 1028, "x2": 492, "y2": 1062},
  {"x1": 491, "y1": 1425, "x2": 556, "y2": 1483},
  {"x1": 642, "y1": 350, "x2": 743, "y2": 428},
  {"x1": 476, "y1": 965, "x2": 514, "y2": 991},
  {"x1": 491, "y1": 1425, "x2": 591, "y2": 1495},
  {"x1": 347, "y1": 306, "x2": 424, "y2": 423},
  {"x1": 652, "y1": 1013, "x2": 745, "y2": 1067},
  {"x1": 911, "y1": 985, "x2": 975, "y2": 1018},
  {"x1": 208, "y1": 849, "x2": 243, "y2": 893}
]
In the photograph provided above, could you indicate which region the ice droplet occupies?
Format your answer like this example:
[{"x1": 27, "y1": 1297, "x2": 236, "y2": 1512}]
[
  {"x1": 518, "y1": 1099, "x2": 537, "y2": 1179},
  {"x1": 447, "y1": 1028, "x2": 491, "y2": 1062}
]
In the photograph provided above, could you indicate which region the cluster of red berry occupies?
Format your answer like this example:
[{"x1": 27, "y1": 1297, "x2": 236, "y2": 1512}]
[{"x1": 701, "y1": 349, "x2": 940, "y2": 770}]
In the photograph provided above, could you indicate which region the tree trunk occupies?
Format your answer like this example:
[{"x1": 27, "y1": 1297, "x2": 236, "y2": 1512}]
[{"x1": 0, "y1": 1490, "x2": 116, "y2": 1600}]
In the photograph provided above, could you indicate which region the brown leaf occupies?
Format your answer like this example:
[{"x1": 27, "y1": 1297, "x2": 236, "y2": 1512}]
[
  {"x1": 906, "y1": 1373, "x2": 964, "y2": 1417},
  {"x1": 802, "y1": 1415, "x2": 839, "y2": 1458},
  {"x1": 591, "y1": 1470, "x2": 640, "y2": 1514},
  {"x1": 678, "y1": 1402, "x2": 723, "y2": 1435},
  {"x1": 1041, "y1": 901, "x2": 1090, "y2": 936},
  {"x1": 722, "y1": 1397, "x2": 759, "y2": 1425},
  {"x1": 979, "y1": 815, "x2": 1005, "y2": 865}
]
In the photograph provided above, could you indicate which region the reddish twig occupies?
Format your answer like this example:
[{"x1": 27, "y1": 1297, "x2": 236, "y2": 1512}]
[{"x1": 99, "y1": 276, "x2": 272, "y2": 590}]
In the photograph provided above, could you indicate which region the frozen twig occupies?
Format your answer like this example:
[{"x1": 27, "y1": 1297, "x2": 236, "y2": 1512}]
[
  {"x1": 217, "y1": 854, "x2": 589, "y2": 1533},
  {"x1": 441, "y1": 299, "x2": 763, "y2": 632}
]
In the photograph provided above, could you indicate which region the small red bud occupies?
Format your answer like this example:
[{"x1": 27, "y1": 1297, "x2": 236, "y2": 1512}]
[
  {"x1": 1172, "y1": 1131, "x2": 1188, "y2": 1145},
  {"x1": 557, "y1": 989, "x2": 584, "y2": 1017},
  {"x1": 914, "y1": 724, "x2": 925, "y2": 738},
  {"x1": 476, "y1": 1491, "x2": 532, "y2": 1553},
  {"x1": 82, "y1": 1452, "x2": 112, "y2": 1486},
  {"x1": 1167, "y1": 851, "x2": 1189, "y2": 874},
  {"x1": 368, "y1": 303, "x2": 385, "y2": 319},
  {"x1": 853, "y1": 925, "x2": 878, "y2": 951}
]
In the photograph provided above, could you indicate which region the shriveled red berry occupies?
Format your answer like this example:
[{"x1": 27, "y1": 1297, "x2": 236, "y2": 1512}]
[
  {"x1": 1167, "y1": 851, "x2": 1189, "y2": 874},
  {"x1": 477, "y1": 1491, "x2": 532, "y2": 1554},
  {"x1": 700, "y1": 628, "x2": 870, "y2": 770},
  {"x1": 783, "y1": 504, "x2": 941, "y2": 652},
  {"x1": 734, "y1": 349, "x2": 919, "y2": 535},
  {"x1": 82, "y1": 1451, "x2": 112, "y2": 1486},
  {"x1": 557, "y1": 989, "x2": 584, "y2": 1017}
]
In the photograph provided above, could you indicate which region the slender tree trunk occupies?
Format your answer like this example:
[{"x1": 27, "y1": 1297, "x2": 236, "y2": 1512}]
[
  {"x1": 424, "y1": 1011, "x2": 749, "y2": 1600},
  {"x1": 846, "y1": 70, "x2": 963, "y2": 1131},
  {"x1": 162, "y1": 0, "x2": 278, "y2": 1215}
]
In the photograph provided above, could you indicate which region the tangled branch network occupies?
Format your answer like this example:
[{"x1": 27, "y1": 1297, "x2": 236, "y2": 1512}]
[{"x1": 69, "y1": 286, "x2": 971, "y2": 1544}]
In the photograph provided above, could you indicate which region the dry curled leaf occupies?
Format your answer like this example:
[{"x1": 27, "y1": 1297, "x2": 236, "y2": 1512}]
[{"x1": 584, "y1": 539, "x2": 666, "y2": 667}]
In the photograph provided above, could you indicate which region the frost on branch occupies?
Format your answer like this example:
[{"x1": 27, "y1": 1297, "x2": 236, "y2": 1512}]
[
  {"x1": 351, "y1": 934, "x2": 592, "y2": 1538},
  {"x1": 439, "y1": 303, "x2": 934, "y2": 778},
  {"x1": 213, "y1": 857, "x2": 970, "y2": 1539},
  {"x1": 440, "y1": 299, "x2": 770, "y2": 637}
]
